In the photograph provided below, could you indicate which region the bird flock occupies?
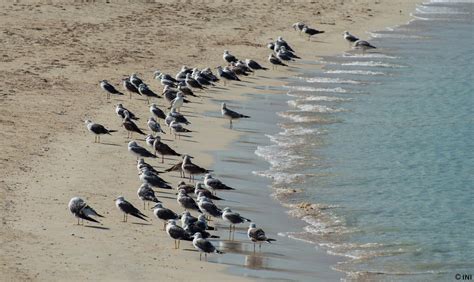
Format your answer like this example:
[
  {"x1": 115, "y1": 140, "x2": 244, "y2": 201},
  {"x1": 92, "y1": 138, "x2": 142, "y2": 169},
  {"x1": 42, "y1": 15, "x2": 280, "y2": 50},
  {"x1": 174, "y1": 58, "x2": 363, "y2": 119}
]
[{"x1": 70, "y1": 23, "x2": 376, "y2": 262}]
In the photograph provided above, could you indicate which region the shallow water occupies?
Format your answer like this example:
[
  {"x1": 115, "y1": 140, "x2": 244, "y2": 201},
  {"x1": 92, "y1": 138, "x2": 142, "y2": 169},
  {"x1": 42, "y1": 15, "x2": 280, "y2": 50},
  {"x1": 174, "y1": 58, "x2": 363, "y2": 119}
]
[{"x1": 254, "y1": 1, "x2": 473, "y2": 280}]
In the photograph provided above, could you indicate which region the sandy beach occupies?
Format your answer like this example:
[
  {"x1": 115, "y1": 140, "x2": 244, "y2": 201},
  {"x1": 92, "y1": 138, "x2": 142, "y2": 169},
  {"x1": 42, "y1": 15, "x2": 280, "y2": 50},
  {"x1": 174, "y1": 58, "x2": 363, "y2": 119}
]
[{"x1": 1, "y1": 0, "x2": 419, "y2": 281}]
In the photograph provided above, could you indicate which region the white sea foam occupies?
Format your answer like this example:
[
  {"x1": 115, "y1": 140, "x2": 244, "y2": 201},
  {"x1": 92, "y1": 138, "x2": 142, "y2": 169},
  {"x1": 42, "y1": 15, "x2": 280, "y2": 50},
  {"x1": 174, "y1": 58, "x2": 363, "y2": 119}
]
[
  {"x1": 341, "y1": 53, "x2": 398, "y2": 59},
  {"x1": 302, "y1": 77, "x2": 361, "y2": 84},
  {"x1": 341, "y1": 61, "x2": 404, "y2": 68},
  {"x1": 285, "y1": 85, "x2": 348, "y2": 93},
  {"x1": 325, "y1": 69, "x2": 386, "y2": 76},
  {"x1": 279, "y1": 126, "x2": 321, "y2": 136},
  {"x1": 252, "y1": 170, "x2": 305, "y2": 184},
  {"x1": 296, "y1": 104, "x2": 346, "y2": 113},
  {"x1": 368, "y1": 32, "x2": 424, "y2": 39}
]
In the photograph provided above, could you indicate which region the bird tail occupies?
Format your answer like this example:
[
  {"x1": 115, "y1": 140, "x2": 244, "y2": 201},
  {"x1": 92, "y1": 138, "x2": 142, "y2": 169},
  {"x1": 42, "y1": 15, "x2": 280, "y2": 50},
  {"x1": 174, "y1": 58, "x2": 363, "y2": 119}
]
[
  {"x1": 184, "y1": 99, "x2": 191, "y2": 103},
  {"x1": 79, "y1": 214, "x2": 101, "y2": 224},
  {"x1": 107, "y1": 130, "x2": 118, "y2": 134},
  {"x1": 215, "y1": 249, "x2": 225, "y2": 254},
  {"x1": 161, "y1": 183, "x2": 173, "y2": 190},
  {"x1": 132, "y1": 213, "x2": 148, "y2": 221},
  {"x1": 266, "y1": 238, "x2": 276, "y2": 243},
  {"x1": 240, "y1": 114, "x2": 250, "y2": 119},
  {"x1": 319, "y1": 31, "x2": 325, "y2": 34},
  {"x1": 262, "y1": 67, "x2": 269, "y2": 70},
  {"x1": 209, "y1": 235, "x2": 220, "y2": 239},
  {"x1": 184, "y1": 129, "x2": 192, "y2": 133}
]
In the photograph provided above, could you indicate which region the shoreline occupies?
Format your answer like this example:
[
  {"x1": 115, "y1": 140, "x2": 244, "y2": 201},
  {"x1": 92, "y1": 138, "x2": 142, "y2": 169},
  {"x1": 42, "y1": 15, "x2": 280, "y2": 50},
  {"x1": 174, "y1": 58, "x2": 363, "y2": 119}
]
[{"x1": 0, "y1": 1, "x2": 421, "y2": 280}]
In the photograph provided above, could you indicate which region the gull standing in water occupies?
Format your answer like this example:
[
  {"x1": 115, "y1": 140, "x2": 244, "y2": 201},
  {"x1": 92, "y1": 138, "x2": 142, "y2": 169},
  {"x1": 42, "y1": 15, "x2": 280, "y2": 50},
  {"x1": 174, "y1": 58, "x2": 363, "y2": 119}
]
[
  {"x1": 115, "y1": 196, "x2": 148, "y2": 222},
  {"x1": 152, "y1": 203, "x2": 179, "y2": 230},
  {"x1": 84, "y1": 120, "x2": 116, "y2": 143},
  {"x1": 353, "y1": 40, "x2": 377, "y2": 52},
  {"x1": 137, "y1": 183, "x2": 160, "y2": 209},
  {"x1": 68, "y1": 197, "x2": 104, "y2": 225},
  {"x1": 182, "y1": 155, "x2": 212, "y2": 181},
  {"x1": 247, "y1": 223, "x2": 276, "y2": 252},
  {"x1": 128, "y1": 141, "x2": 157, "y2": 160},
  {"x1": 221, "y1": 103, "x2": 250, "y2": 129},
  {"x1": 100, "y1": 80, "x2": 123, "y2": 99},
  {"x1": 222, "y1": 207, "x2": 251, "y2": 234},
  {"x1": 343, "y1": 31, "x2": 359, "y2": 44},
  {"x1": 192, "y1": 232, "x2": 223, "y2": 261}
]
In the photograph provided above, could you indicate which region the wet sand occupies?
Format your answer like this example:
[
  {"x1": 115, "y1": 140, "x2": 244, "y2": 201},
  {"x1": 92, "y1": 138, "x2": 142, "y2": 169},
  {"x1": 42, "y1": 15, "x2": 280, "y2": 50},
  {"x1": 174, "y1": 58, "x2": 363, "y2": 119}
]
[{"x1": 0, "y1": 0, "x2": 420, "y2": 281}]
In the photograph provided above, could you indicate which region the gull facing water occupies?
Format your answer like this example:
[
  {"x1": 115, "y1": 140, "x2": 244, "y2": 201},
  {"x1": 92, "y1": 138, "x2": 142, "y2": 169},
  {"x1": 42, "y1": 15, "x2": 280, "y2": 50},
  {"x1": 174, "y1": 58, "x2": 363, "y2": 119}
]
[{"x1": 221, "y1": 103, "x2": 250, "y2": 129}]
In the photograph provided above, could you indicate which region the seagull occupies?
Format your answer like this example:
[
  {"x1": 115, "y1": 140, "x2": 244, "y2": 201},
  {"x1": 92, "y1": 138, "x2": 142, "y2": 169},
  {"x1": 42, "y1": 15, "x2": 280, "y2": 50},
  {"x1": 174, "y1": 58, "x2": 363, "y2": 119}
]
[
  {"x1": 200, "y1": 68, "x2": 219, "y2": 82},
  {"x1": 353, "y1": 40, "x2": 377, "y2": 51},
  {"x1": 268, "y1": 54, "x2": 288, "y2": 69},
  {"x1": 177, "y1": 181, "x2": 195, "y2": 194},
  {"x1": 147, "y1": 117, "x2": 165, "y2": 136},
  {"x1": 275, "y1": 36, "x2": 295, "y2": 52},
  {"x1": 276, "y1": 50, "x2": 294, "y2": 62},
  {"x1": 164, "y1": 161, "x2": 184, "y2": 178},
  {"x1": 150, "y1": 103, "x2": 166, "y2": 120},
  {"x1": 183, "y1": 220, "x2": 217, "y2": 239},
  {"x1": 168, "y1": 108, "x2": 191, "y2": 125},
  {"x1": 100, "y1": 80, "x2": 123, "y2": 99},
  {"x1": 170, "y1": 121, "x2": 192, "y2": 139},
  {"x1": 302, "y1": 26, "x2": 325, "y2": 40},
  {"x1": 153, "y1": 138, "x2": 181, "y2": 163},
  {"x1": 170, "y1": 92, "x2": 185, "y2": 112},
  {"x1": 197, "y1": 194, "x2": 223, "y2": 219},
  {"x1": 185, "y1": 73, "x2": 204, "y2": 90},
  {"x1": 136, "y1": 158, "x2": 161, "y2": 175},
  {"x1": 128, "y1": 141, "x2": 157, "y2": 160},
  {"x1": 122, "y1": 111, "x2": 146, "y2": 138},
  {"x1": 292, "y1": 22, "x2": 306, "y2": 32},
  {"x1": 204, "y1": 174, "x2": 235, "y2": 194},
  {"x1": 130, "y1": 73, "x2": 144, "y2": 89},
  {"x1": 230, "y1": 62, "x2": 251, "y2": 76},
  {"x1": 245, "y1": 59, "x2": 268, "y2": 71},
  {"x1": 122, "y1": 77, "x2": 140, "y2": 99},
  {"x1": 192, "y1": 232, "x2": 223, "y2": 261},
  {"x1": 177, "y1": 190, "x2": 201, "y2": 213},
  {"x1": 182, "y1": 155, "x2": 212, "y2": 181},
  {"x1": 280, "y1": 46, "x2": 301, "y2": 59},
  {"x1": 152, "y1": 203, "x2": 179, "y2": 230},
  {"x1": 222, "y1": 207, "x2": 251, "y2": 232},
  {"x1": 216, "y1": 66, "x2": 240, "y2": 85},
  {"x1": 181, "y1": 211, "x2": 198, "y2": 226},
  {"x1": 223, "y1": 50, "x2": 238, "y2": 64},
  {"x1": 68, "y1": 197, "x2": 104, "y2": 225},
  {"x1": 221, "y1": 103, "x2": 250, "y2": 129},
  {"x1": 343, "y1": 31, "x2": 359, "y2": 43},
  {"x1": 154, "y1": 72, "x2": 178, "y2": 87},
  {"x1": 138, "y1": 83, "x2": 160, "y2": 104},
  {"x1": 84, "y1": 120, "x2": 116, "y2": 143},
  {"x1": 197, "y1": 214, "x2": 215, "y2": 231},
  {"x1": 195, "y1": 182, "x2": 223, "y2": 200},
  {"x1": 248, "y1": 223, "x2": 276, "y2": 252},
  {"x1": 137, "y1": 183, "x2": 160, "y2": 209},
  {"x1": 139, "y1": 167, "x2": 172, "y2": 189},
  {"x1": 115, "y1": 196, "x2": 148, "y2": 222},
  {"x1": 166, "y1": 219, "x2": 192, "y2": 249},
  {"x1": 177, "y1": 85, "x2": 198, "y2": 98},
  {"x1": 116, "y1": 104, "x2": 139, "y2": 120}
]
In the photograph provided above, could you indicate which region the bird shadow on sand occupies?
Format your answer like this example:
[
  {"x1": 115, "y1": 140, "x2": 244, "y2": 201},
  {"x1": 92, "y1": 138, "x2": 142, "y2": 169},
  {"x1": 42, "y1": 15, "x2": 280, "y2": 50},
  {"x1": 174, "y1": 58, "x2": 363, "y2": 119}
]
[
  {"x1": 156, "y1": 195, "x2": 176, "y2": 200},
  {"x1": 131, "y1": 222, "x2": 153, "y2": 226},
  {"x1": 99, "y1": 142, "x2": 121, "y2": 147},
  {"x1": 84, "y1": 225, "x2": 110, "y2": 230},
  {"x1": 180, "y1": 139, "x2": 198, "y2": 143}
]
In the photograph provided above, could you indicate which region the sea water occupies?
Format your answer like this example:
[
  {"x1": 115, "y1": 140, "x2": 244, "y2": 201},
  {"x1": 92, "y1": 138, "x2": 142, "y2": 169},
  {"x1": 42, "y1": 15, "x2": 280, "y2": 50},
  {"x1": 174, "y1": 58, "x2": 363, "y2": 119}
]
[{"x1": 255, "y1": 1, "x2": 474, "y2": 280}]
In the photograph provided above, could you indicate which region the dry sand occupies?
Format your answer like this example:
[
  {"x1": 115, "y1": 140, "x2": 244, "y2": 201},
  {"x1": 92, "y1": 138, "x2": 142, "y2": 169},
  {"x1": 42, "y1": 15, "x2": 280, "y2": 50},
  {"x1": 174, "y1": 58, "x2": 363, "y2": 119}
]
[{"x1": 1, "y1": 0, "x2": 419, "y2": 281}]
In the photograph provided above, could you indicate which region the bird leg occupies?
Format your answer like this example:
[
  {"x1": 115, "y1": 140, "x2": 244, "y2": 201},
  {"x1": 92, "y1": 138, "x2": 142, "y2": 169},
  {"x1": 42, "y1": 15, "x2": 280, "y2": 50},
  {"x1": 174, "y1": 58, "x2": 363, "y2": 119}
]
[
  {"x1": 259, "y1": 243, "x2": 262, "y2": 252},
  {"x1": 177, "y1": 240, "x2": 180, "y2": 249},
  {"x1": 253, "y1": 243, "x2": 256, "y2": 253},
  {"x1": 205, "y1": 253, "x2": 208, "y2": 261},
  {"x1": 199, "y1": 253, "x2": 202, "y2": 261},
  {"x1": 98, "y1": 136, "x2": 101, "y2": 143},
  {"x1": 77, "y1": 218, "x2": 80, "y2": 225},
  {"x1": 161, "y1": 155, "x2": 164, "y2": 164},
  {"x1": 163, "y1": 222, "x2": 166, "y2": 231},
  {"x1": 229, "y1": 120, "x2": 232, "y2": 129}
]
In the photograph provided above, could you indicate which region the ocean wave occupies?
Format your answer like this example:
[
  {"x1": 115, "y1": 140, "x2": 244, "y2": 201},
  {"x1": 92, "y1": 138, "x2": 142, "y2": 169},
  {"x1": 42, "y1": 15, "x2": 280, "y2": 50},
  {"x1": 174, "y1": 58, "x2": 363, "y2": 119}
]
[
  {"x1": 254, "y1": 145, "x2": 304, "y2": 170},
  {"x1": 341, "y1": 61, "x2": 405, "y2": 68},
  {"x1": 277, "y1": 111, "x2": 339, "y2": 123},
  {"x1": 301, "y1": 76, "x2": 361, "y2": 84},
  {"x1": 296, "y1": 104, "x2": 346, "y2": 113},
  {"x1": 252, "y1": 170, "x2": 306, "y2": 184},
  {"x1": 416, "y1": 3, "x2": 470, "y2": 14},
  {"x1": 368, "y1": 32, "x2": 425, "y2": 39},
  {"x1": 279, "y1": 126, "x2": 321, "y2": 136},
  {"x1": 325, "y1": 69, "x2": 386, "y2": 76},
  {"x1": 341, "y1": 53, "x2": 399, "y2": 59},
  {"x1": 285, "y1": 85, "x2": 348, "y2": 93}
]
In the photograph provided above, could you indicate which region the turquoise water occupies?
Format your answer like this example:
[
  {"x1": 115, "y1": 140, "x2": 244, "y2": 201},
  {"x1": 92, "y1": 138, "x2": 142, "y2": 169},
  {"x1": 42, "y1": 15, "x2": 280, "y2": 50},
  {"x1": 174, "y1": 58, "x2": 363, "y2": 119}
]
[{"x1": 255, "y1": 1, "x2": 473, "y2": 280}]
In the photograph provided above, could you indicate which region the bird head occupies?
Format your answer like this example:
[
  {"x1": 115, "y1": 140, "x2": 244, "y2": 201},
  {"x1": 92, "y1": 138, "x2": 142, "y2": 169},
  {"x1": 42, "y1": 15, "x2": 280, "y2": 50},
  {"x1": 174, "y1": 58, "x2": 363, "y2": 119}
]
[
  {"x1": 151, "y1": 203, "x2": 163, "y2": 210},
  {"x1": 249, "y1": 223, "x2": 257, "y2": 228},
  {"x1": 193, "y1": 232, "x2": 202, "y2": 239},
  {"x1": 128, "y1": 141, "x2": 138, "y2": 147},
  {"x1": 221, "y1": 103, "x2": 226, "y2": 109}
]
